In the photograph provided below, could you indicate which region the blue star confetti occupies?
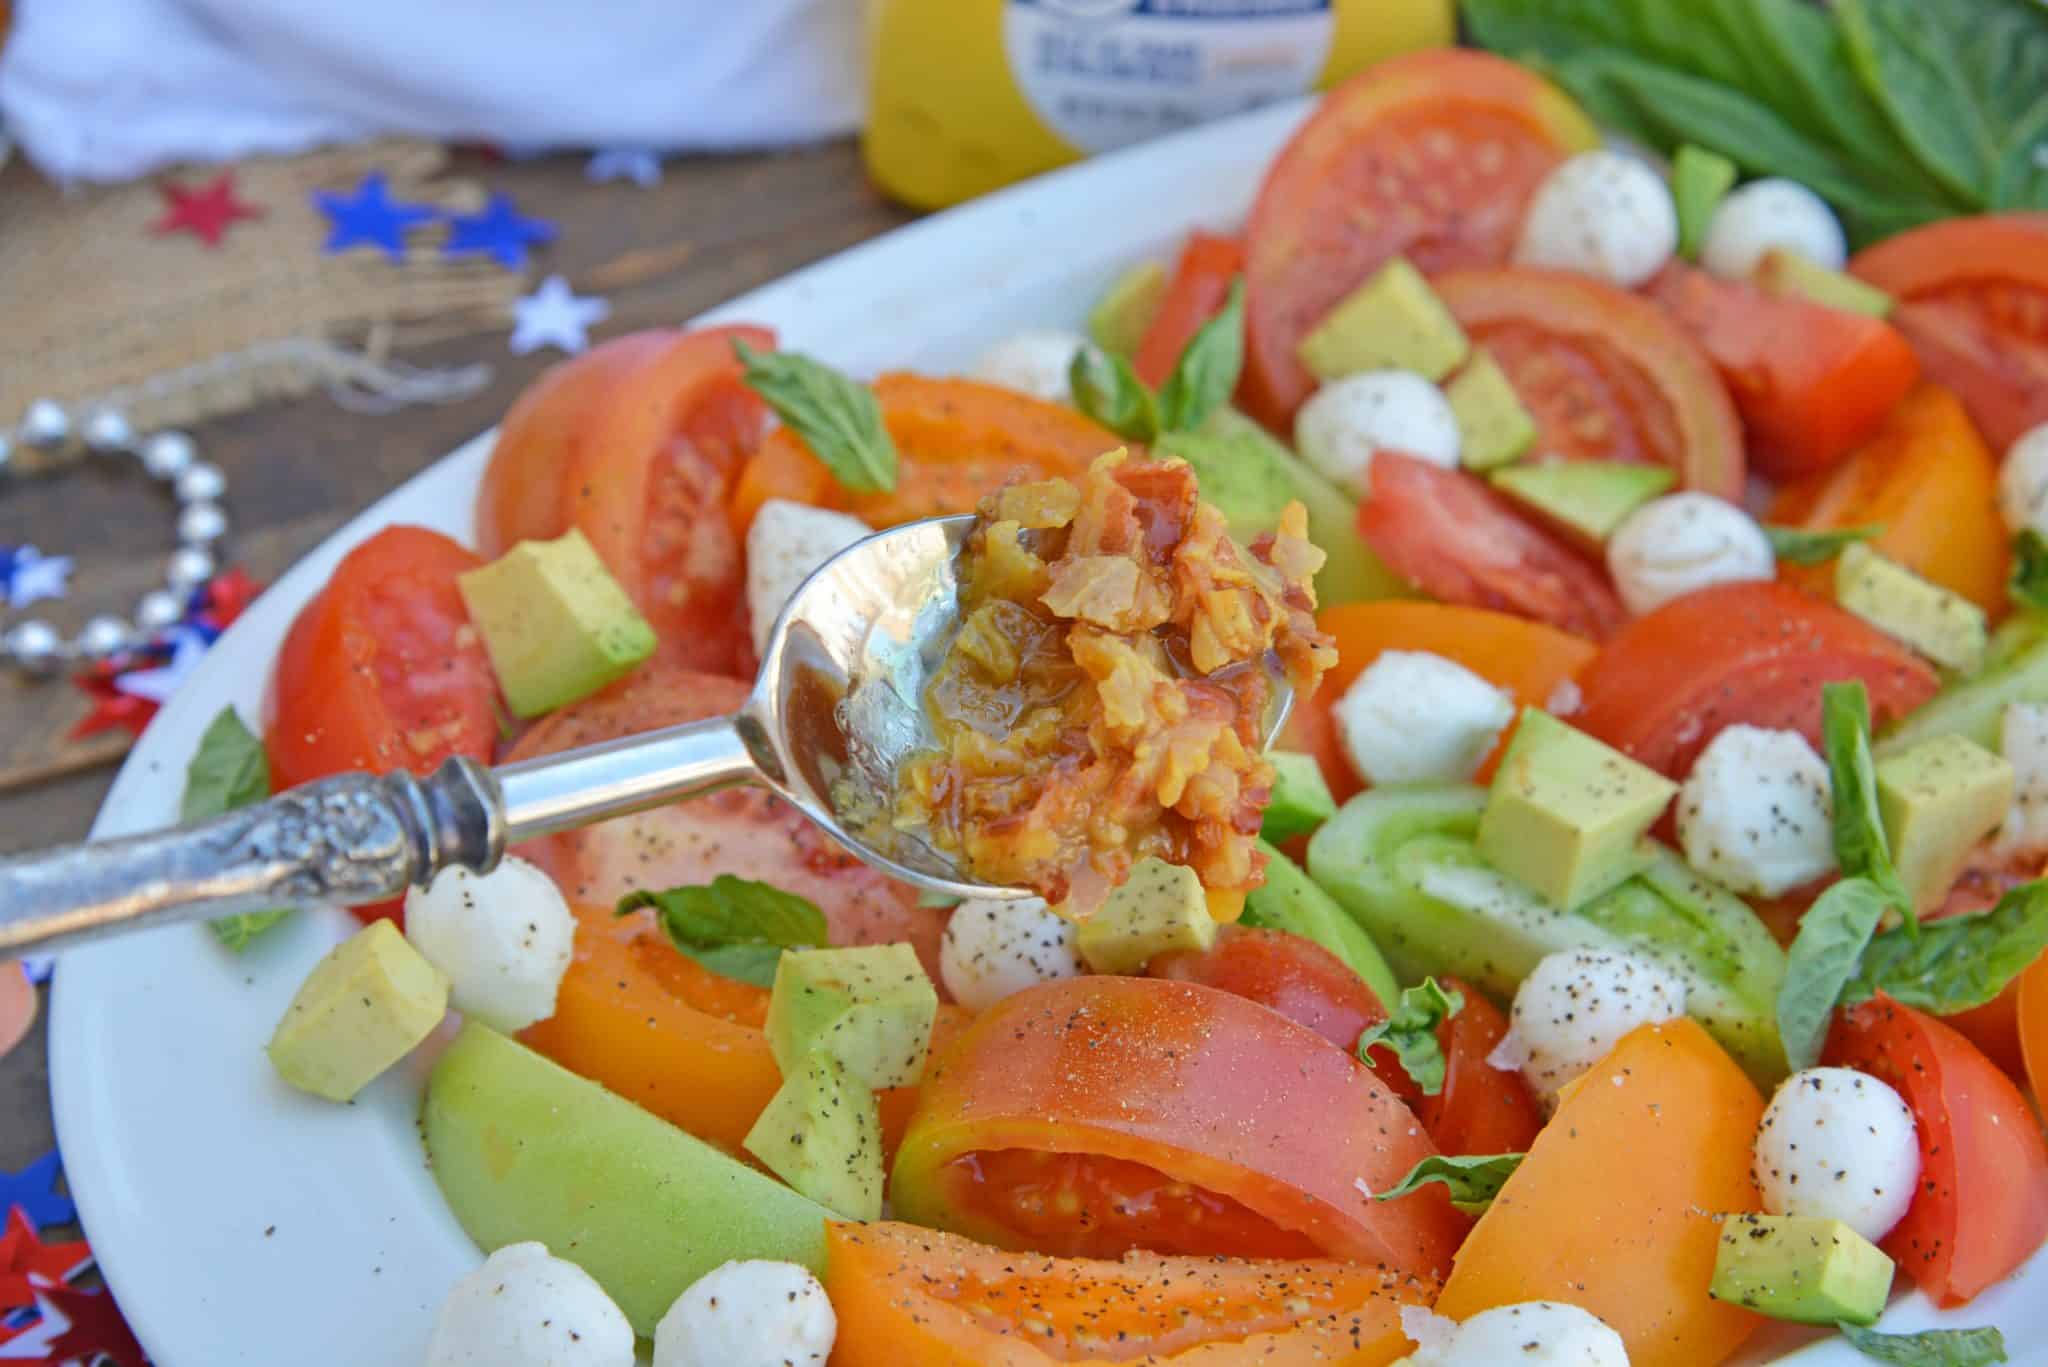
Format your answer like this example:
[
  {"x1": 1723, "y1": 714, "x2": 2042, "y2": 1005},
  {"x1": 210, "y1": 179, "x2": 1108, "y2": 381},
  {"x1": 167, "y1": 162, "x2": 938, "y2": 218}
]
[
  {"x1": 311, "y1": 172, "x2": 437, "y2": 260},
  {"x1": 586, "y1": 148, "x2": 662, "y2": 187},
  {"x1": 18, "y1": 962, "x2": 49, "y2": 988},
  {"x1": 442, "y1": 192, "x2": 557, "y2": 270},
  {"x1": 0, "y1": 1152, "x2": 74, "y2": 1230},
  {"x1": 113, "y1": 626, "x2": 209, "y2": 705},
  {"x1": 1, "y1": 547, "x2": 71, "y2": 611}
]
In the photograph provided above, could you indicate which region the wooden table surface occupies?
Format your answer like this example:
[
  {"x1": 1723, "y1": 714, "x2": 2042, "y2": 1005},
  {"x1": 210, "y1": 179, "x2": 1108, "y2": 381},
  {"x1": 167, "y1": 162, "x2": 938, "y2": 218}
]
[{"x1": 0, "y1": 140, "x2": 914, "y2": 1180}]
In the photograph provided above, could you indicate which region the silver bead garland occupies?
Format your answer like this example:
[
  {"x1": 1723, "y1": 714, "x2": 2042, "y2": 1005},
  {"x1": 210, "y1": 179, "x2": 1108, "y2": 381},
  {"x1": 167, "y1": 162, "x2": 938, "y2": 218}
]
[{"x1": 0, "y1": 397, "x2": 233, "y2": 677}]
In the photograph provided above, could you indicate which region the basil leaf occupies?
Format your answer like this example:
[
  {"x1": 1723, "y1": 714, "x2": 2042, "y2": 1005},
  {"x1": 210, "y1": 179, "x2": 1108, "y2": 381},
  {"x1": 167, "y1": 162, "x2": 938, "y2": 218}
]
[
  {"x1": 1837, "y1": 1321, "x2": 2008, "y2": 1366},
  {"x1": 1069, "y1": 345, "x2": 1159, "y2": 443},
  {"x1": 1376, "y1": 1152, "x2": 1525, "y2": 1217},
  {"x1": 618, "y1": 875, "x2": 829, "y2": 987},
  {"x1": 183, "y1": 708, "x2": 291, "y2": 952},
  {"x1": 1358, "y1": 977, "x2": 1463, "y2": 1096},
  {"x1": 1766, "y1": 524, "x2": 1884, "y2": 567},
  {"x1": 1156, "y1": 277, "x2": 1244, "y2": 435},
  {"x1": 1823, "y1": 681, "x2": 1915, "y2": 927},
  {"x1": 734, "y1": 340, "x2": 898, "y2": 494},
  {"x1": 1778, "y1": 877, "x2": 1893, "y2": 1071},
  {"x1": 1993, "y1": 92, "x2": 2048, "y2": 208},
  {"x1": 2011, "y1": 531, "x2": 2048, "y2": 615},
  {"x1": 1847, "y1": 880, "x2": 2048, "y2": 1014}
]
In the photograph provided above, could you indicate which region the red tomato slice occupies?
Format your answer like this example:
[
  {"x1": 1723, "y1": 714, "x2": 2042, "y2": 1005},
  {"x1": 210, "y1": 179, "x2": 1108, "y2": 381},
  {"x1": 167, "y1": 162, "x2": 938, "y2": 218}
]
[
  {"x1": 892, "y1": 976, "x2": 1468, "y2": 1276},
  {"x1": 1241, "y1": 50, "x2": 1600, "y2": 428},
  {"x1": 1646, "y1": 262, "x2": 1920, "y2": 482},
  {"x1": 1851, "y1": 215, "x2": 2048, "y2": 452},
  {"x1": 1133, "y1": 232, "x2": 1242, "y2": 388},
  {"x1": 1357, "y1": 453, "x2": 1626, "y2": 641},
  {"x1": 505, "y1": 662, "x2": 947, "y2": 981},
  {"x1": 1825, "y1": 995, "x2": 2048, "y2": 1307},
  {"x1": 1150, "y1": 925, "x2": 1386, "y2": 1051},
  {"x1": 1572, "y1": 580, "x2": 1940, "y2": 780},
  {"x1": 1432, "y1": 267, "x2": 1745, "y2": 498}
]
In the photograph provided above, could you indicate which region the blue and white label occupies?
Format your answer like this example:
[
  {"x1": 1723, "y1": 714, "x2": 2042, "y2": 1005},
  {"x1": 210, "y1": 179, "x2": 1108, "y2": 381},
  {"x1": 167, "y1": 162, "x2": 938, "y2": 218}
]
[{"x1": 1006, "y1": 0, "x2": 1335, "y2": 154}]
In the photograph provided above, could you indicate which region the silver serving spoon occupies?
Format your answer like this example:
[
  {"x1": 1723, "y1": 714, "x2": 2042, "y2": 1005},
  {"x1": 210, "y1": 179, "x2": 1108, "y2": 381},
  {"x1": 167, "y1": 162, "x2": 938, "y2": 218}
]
[{"x1": 0, "y1": 515, "x2": 1295, "y2": 957}]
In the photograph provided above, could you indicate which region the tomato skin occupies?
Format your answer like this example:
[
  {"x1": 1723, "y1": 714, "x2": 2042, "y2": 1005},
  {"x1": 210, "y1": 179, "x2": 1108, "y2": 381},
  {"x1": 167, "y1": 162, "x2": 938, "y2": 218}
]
[
  {"x1": 1573, "y1": 580, "x2": 1940, "y2": 780},
  {"x1": 2018, "y1": 950, "x2": 2048, "y2": 1113},
  {"x1": 1825, "y1": 995, "x2": 2048, "y2": 1308},
  {"x1": 892, "y1": 976, "x2": 1468, "y2": 1277},
  {"x1": 1150, "y1": 925, "x2": 1386, "y2": 1051},
  {"x1": 1412, "y1": 978, "x2": 1544, "y2": 1158},
  {"x1": 1357, "y1": 453, "x2": 1627, "y2": 641},
  {"x1": 1242, "y1": 50, "x2": 1600, "y2": 428},
  {"x1": 1134, "y1": 232, "x2": 1242, "y2": 388},
  {"x1": 1645, "y1": 262, "x2": 1919, "y2": 482}
]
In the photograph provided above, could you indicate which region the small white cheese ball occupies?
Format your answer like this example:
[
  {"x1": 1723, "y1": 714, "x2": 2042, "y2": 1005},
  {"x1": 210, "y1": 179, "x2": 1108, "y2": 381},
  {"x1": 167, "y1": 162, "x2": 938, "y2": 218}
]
[
  {"x1": 1701, "y1": 178, "x2": 1847, "y2": 279},
  {"x1": 940, "y1": 895, "x2": 1084, "y2": 1011},
  {"x1": 1418, "y1": 1301, "x2": 1630, "y2": 1367},
  {"x1": 1997, "y1": 702, "x2": 2048, "y2": 852},
  {"x1": 1677, "y1": 725, "x2": 1836, "y2": 898},
  {"x1": 1997, "y1": 423, "x2": 2048, "y2": 539},
  {"x1": 1332, "y1": 650, "x2": 1516, "y2": 785},
  {"x1": 1498, "y1": 951, "x2": 1689, "y2": 1104},
  {"x1": 653, "y1": 1260, "x2": 836, "y2": 1367},
  {"x1": 745, "y1": 499, "x2": 872, "y2": 658},
  {"x1": 424, "y1": 1241, "x2": 634, "y2": 1367},
  {"x1": 1606, "y1": 492, "x2": 1775, "y2": 616},
  {"x1": 969, "y1": 328, "x2": 1088, "y2": 404},
  {"x1": 1755, "y1": 1067, "x2": 1920, "y2": 1244},
  {"x1": 405, "y1": 855, "x2": 574, "y2": 1034},
  {"x1": 1294, "y1": 370, "x2": 1460, "y2": 497},
  {"x1": 1514, "y1": 149, "x2": 1679, "y2": 289}
]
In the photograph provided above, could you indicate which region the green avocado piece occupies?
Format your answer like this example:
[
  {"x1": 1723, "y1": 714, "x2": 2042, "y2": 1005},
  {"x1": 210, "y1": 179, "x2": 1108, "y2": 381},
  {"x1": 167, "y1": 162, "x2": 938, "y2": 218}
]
[
  {"x1": 744, "y1": 1052, "x2": 884, "y2": 1222},
  {"x1": 1306, "y1": 784, "x2": 1788, "y2": 1084},
  {"x1": 1755, "y1": 249, "x2": 1894, "y2": 319},
  {"x1": 1880, "y1": 631, "x2": 2048, "y2": 757},
  {"x1": 1488, "y1": 461, "x2": 1675, "y2": 550},
  {"x1": 1836, "y1": 542, "x2": 1987, "y2": 674},
  {"x1": 1876, "y1": 734, "x2": 2015, "y2": 913},
  {"x1": 1153, "y1": 428, "x2": 1294, "y2": 545},
  {"x1": 1673, "y1": 145, "x2": 1738, "y2": 262},
  {"x1": 1297, "y1": 257, "x2": 1471, "y2": 383},
  {"x1": 1261, "y1": 751, "x2": 1338, "y2": 845},
  {"x1": 422, "y1": 1022, "x2": 832, "y2": 1336},
  {"x1": 1710, "y1": 1214, "x2": 1894, "y2": 1327},
  {"x1": 1087, "y1": 259, "x2": 1168, "y2": 359},
  {"x1": 1242, "y1": 839, "x2": 1401, "y2": 1009},
  {"x1": 456, "y1": 528, "x2": 657, "y2": 719},
  {"x1": 767, "y1": 945, "x2": 938, "y2": 1090},
  {"x1": 1076, "y1": 858, "x2": 1217, "y2": 974},
  {"x1": 266, "y1": 920, "x2": 447, "y2": 1103},
  {"x1": 1478, "y1": 709, "x2": 1680, "y2": 912},
  {"x1": 1448, "y1": 350, "x2": 1539, "y2": 471}
]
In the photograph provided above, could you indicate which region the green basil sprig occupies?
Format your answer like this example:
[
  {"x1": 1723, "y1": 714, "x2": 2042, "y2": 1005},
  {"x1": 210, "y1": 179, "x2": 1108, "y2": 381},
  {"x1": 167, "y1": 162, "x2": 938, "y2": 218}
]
[
  {"x1": 1822, "y1": 681, "x2": 1916, "y2": 928},
  {"x1": 1766, "y1": 524, "x2": 1884, "y2": 567},
  {"x1": 182, "y1": 708, "x2": 291, "y2": 952},
  {"x1": 618, "y1": 875, "x2": 828, "y2": 987},
  {"x1": 1376, "y1": 1152, "x2": 1524, "y2": 1217},
  {"x1": 1777, "y1": 877, "x2": 1894, "y2": 1072},
  {"x1": 1071, "y1": 277, "x2": 1245, "y2": 442},
  {"x1": 1836, "y1": 1321, "x2": 2007, "y2": 1366},
  {"x1": 2009, "y1": 530, "x2": 2048, "y2": 615},
  {"x1": 1358, "y1": 977, "x2": 1463, "y2": 1095},
  {"x1": 734, "y1": 340, "x2": 898, "y2": 494},
  {"x1": 1846, "y1": 881, "x2": 2048, "y2": 1016}
]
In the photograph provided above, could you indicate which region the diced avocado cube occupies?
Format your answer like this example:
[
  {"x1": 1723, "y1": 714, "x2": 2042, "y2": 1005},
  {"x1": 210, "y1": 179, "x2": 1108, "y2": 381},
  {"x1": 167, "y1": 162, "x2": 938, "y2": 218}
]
[
  {"x1": 1488, "y1": 460, "x2": 1675, "y2": 550},
  {"x1": 1261, "y1": 751, "x2": 1338, "y2": 844},
  {"x1": 1154, "y1": 428, "x2": 1294, "y2": 545},
  {"x1": 1448, "y1": 350, "x2": 1538, "y2": 471},
  {"x1": 456, "y1": 528, "x2": 657, "y2": 719},
  {"x1": 1297, "y1": 257, "x2": 1470, "y2": 383},
  {"x1": 1076, "y1": 858, "x2": 1218, "y2": 973},
  {"x1": 766, "y1": 944, "x2": 938, "y2": 1090},
  {"x1": 1478, "y1": 709, "x2": 1680, "y2": 911},
  {"x1": 1243, "y1": 839, "x2": 1401, "y2": 1009},
  {"x1": 1755, "y1": 249, "x2": 1894, "y2": 319},
  {"x1": 1836, "y1": 542, "x2": 1988, "y2": 674},
  {"x1": 267, "y1": 920, "x2": 449, "y2": 1102},
  {"x1": 1875, "y1": 734, "x2": 2015, "y2": 913},
  {"x1": 1087, "y1": 259, "x2": 1168, "y2": 358},
  {"x1": 743, "y1": 1052, "x2": 884, "y2": 1222},
  {"x1": 1709, "y1": 1214, "x2": 1893, "y2": 1327},
  {"x1": 1672, "y1": 145, "x2": 1738, "y2": 262}
]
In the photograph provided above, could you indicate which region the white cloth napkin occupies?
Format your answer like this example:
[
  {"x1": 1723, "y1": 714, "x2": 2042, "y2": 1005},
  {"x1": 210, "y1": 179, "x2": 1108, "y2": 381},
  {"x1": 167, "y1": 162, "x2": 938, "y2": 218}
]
[{"x1": 0, "y1": 0, "x2": 864, "y2": 182}]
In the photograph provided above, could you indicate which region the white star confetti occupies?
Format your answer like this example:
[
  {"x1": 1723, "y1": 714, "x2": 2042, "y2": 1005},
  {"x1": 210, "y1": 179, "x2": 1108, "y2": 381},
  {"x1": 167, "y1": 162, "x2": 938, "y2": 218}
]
[
  {"x1": 0, "y1": 1288, "x2": 68, "y2": 1360},
  {"x1": 6, "y1": 548, "x2": 71, "y2": 610},
  {"x1": 509, "y1": 275, "x2": 610, "y2": 356},
  {"x1": 586, "y1": 148, "x2": 663, "y2": 187},
  {"x1": 113, "y1": 628, "x2": 209, "y2": 704}
]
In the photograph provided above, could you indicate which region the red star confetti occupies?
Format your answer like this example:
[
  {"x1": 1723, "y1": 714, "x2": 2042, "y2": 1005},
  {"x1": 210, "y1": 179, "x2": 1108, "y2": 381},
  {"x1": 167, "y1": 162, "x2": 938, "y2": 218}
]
[
  {"x1": 0, "y1": 1283, "x2": 145, "y2": 1366},
  {"x1": 151, "y1": 173, "x2": 264, "y2": 249},
  {"x1": 198, "y1": 567, "x2": 262, "y2": 632},
  {"x1": 68, "y1": 666, "x2": 158, "y2": 742},
  {"x1": 0, "y1": 1209, "x2": 90, "y2": 1311}
]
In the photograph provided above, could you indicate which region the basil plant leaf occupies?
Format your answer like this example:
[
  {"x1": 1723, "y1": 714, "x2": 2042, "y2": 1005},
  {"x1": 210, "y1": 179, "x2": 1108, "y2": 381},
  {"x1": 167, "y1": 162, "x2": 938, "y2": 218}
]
[
  {"x1": 1766, "y1": 524, "x2": 1885, "y2": 567},
  {"x1": 1156, "y1": 277, "x2": 1245, "y2": 434},
  {"x1": 1822, "y1": 681, "x2": 1915, "y2": 929},
  {"x1": 183, "y1": 707, "x2": 291, "y2": 952},
  {"x1": 1847, "y1": 879, "x2": 2048, "y2": 1015},
  {"x1": 1778, "y1": 876, "x2": 1894, "y2": 1072},
  {"x1": 1836, "y1": 1320, "x2": 2008, "y2": 1366},
  {"x1": 1069, "y1": 344, "x2": 1160, "y2": 443},
  {"x1": 1358, "y1": 977, "x2": 1464, "y2": 1096},
  {"x1": 734, "y1": 340, "x2": 898, "y2": 494},
  {"x1": 619, "y1": 875, "x2": 830, "y2": 988},
  {"x1": 1376, "y1": 1152, "x2": 1525, "y2": 1217}
]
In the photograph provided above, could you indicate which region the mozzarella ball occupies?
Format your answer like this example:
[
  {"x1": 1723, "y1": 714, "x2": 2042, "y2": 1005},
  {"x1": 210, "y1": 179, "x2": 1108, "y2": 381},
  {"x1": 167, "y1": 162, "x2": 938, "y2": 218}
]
[
  {"x1": 1514, "y1": 149, "x2": 1679, "y2": 289},
  {"x1": 405, "y1": 856, "x2": 574, "y2": 1034},
  {"x1": 940, "y1": 896, "x2": 1084, "y2": 1011},
  {"x1": 970, "y1": 328, "x2": 1089, "y2": 404},
  {"x1": 1997, "y1": 702, "x2": 2048, "y2": 852},
  {"x1": 1499, "y1": 951, "x2": 1689, "y2": 1104},
  {"x1": 1701, "y1": 178, "x2": 1847, "y2": 279},
  {"x1": 1294, "y1": 370, "x2": 1460, "y2": 497},
  {"x1": 424, "y1": 1242, "x2": 633, "y2": 1367},
  {"x1": 654, "y1": 1260, "x2": 836, "y2": 1367},
  {"x1": 1997, "y1": 423, "x2": 2048, "y2": 539},
  {"x1": 1677, "y1": 725, "x2": 1836, "y2": 898},
  {"x1": 1606, "y1": 492, "x2": 1775, "y2": 616},
  {"x1": 1419, "y1": 1302, "x2": 1629, "y2": 1367},
  {"x1": 1755, "y1": 1067, "x2": 1920, "y2": 1243},
  {"x1": 745, "y1": 499, "x2": 872, "y2": 657},
  {"x1": 1332, "y1": 650, "x2": 1515, "y2": 785}
]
